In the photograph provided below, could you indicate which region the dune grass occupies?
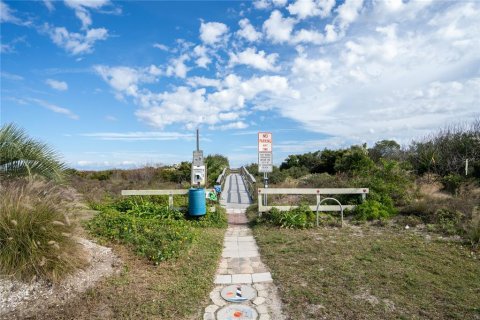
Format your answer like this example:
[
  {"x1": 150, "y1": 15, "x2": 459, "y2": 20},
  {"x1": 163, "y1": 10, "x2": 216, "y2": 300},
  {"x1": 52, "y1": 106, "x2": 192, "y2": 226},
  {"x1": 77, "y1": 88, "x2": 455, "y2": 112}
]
[{"x1": 0, "y1": 179, "x2": 85, "y2": 283}]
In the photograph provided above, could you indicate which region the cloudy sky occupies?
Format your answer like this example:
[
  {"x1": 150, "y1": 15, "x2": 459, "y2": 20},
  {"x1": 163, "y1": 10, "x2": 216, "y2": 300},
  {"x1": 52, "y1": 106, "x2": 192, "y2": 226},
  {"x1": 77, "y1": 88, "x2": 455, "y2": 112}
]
[{"x1": 1, "y1": 0, "x2": 479, "y2": 169}]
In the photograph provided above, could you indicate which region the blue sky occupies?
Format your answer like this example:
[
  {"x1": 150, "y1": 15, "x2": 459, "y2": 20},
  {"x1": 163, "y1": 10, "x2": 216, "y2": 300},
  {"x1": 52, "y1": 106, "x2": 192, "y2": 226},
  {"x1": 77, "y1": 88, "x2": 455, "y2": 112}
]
[{"x1": 1, "y1": 0, "x2": 479, "y2": 169}]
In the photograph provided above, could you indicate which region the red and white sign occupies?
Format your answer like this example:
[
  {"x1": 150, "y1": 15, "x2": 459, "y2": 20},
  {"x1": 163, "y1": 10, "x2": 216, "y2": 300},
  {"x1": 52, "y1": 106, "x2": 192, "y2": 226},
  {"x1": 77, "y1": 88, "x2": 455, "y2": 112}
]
[
  {"x1": 258, "y1": 132, "x2": 273, "y2": 173},
  {"x1": 258, "y1": 132, "x2": 272, "y2": 152}
]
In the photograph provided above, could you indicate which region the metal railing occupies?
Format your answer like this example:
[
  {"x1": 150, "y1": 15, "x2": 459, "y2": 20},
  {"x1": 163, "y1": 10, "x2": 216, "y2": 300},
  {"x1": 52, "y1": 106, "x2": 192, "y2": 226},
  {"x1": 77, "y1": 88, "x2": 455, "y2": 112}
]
[
  {"x1": 240, "y1": 166, "x2": 256, "y2": 200},
  {"x1": 257, "y1": 188, "x2": 368, "y2": 214}
]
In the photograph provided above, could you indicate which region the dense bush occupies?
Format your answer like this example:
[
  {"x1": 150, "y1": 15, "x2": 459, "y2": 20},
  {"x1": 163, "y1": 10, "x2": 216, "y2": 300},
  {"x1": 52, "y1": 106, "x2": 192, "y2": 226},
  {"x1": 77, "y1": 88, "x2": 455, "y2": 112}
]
[
  {"x1": 334, "y1": 145, "x2": 375, "y2": 174},
  {"x1": 0, "y1": 179, "x2": 85, "y2": 282},
  {"x1": 205, "y1": 154, "x2": 229, "y2": 186},
  {"x1": 354, "y1": 199, "x2": 396, "y2": 221},
  {"x1": 368, "y1": 139, "x2": 402, "y2": 163},
  {"x1": 441, "y1": 173, "x2": 463, "y2": 194},
  {"x1": 87, "y1": 208, "x2": 195, "y2": 262},
  {"x1": 408, "y1": 119, "x2": 480, "y2": 178},
  {"x1": 261, "y1": 205, "x2": 315, "y2": 229},
  {"x1": 87, "y1": 198, "x2": 227, "y2": 263}
]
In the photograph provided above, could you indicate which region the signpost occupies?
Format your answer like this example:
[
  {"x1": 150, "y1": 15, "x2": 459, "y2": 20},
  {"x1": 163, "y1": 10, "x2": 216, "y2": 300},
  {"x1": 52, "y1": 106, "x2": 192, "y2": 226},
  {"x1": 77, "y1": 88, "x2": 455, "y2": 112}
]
[{"x1": 258, "y1": 132, "x2": 272, "y2": 206}]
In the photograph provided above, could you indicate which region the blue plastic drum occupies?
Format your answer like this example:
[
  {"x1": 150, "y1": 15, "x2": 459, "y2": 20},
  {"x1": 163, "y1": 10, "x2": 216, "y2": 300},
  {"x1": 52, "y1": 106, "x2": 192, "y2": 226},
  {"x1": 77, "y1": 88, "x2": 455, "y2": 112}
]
[{"x1": 188, "y1": 188, "x2": 206, "y2": 216}]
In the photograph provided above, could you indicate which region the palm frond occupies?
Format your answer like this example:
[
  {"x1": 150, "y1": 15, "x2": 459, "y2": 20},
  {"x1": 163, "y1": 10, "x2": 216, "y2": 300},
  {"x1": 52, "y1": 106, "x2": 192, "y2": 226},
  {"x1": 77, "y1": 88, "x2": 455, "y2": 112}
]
[{"x1": 0, "y1": 123, "x2": 66, "y2": 181}]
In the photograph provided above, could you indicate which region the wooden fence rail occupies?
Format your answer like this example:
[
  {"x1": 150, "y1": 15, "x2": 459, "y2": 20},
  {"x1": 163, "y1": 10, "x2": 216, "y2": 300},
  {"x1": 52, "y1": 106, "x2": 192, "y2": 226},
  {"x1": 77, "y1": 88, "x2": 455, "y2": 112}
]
[{"x1": 257, "y1": 187, "x2": 369, "y2": 213}]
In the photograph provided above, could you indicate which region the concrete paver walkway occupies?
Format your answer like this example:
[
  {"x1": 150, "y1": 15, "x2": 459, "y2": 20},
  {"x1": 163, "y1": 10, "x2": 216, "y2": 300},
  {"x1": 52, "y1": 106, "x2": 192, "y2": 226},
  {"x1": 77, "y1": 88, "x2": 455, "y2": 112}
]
[{"x1": 203, "y1": 174, "x2": 284, "y2": 320}]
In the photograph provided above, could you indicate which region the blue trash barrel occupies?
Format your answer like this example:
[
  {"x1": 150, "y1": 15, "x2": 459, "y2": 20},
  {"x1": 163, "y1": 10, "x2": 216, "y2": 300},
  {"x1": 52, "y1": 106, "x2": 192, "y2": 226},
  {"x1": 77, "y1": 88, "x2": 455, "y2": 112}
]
[{"x1": 188, "y1": 188, "x2": 206, "y2": 216}]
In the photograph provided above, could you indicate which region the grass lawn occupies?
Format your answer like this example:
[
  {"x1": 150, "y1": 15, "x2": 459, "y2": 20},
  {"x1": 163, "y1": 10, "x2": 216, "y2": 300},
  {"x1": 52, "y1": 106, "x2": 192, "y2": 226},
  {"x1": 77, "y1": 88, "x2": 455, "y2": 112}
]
[
  {"x1": 24, "y1": 227, "x2": 224, "y2": 320},
  {"x1": 252, "y1": 224, "x2": 480, "y2": 320}
]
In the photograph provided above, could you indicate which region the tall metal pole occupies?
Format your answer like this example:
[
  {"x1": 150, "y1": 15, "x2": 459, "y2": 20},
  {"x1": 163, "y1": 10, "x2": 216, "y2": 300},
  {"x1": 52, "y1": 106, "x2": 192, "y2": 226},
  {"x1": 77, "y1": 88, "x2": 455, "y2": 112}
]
[
  {"x1": 264, "y1": 172, "x2": 268, "y2": 206},
  {"x1": 196, "y1": 128, "x2": 200, "y2": 151}
]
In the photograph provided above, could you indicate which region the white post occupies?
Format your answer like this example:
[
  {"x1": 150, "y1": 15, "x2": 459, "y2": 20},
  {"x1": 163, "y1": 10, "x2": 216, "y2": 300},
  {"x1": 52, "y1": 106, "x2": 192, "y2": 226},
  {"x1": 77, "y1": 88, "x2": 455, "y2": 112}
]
[
  {"x1": 466, "y1": 159, "x2": 469, "y2": 176},
  {"x1": 168, "y1": 193, "x2": 173, "y2": 209}
]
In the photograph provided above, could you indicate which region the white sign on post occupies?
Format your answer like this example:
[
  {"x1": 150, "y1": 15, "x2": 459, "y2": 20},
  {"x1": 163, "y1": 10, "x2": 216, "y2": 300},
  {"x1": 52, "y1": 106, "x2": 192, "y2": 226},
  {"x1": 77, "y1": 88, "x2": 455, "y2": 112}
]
[
  {"x1": 258, "y1": 132, "x2": 272, "y2": 152},
  {"x1": 258, "y1": 132, "x2": 273, "y2": 173}
]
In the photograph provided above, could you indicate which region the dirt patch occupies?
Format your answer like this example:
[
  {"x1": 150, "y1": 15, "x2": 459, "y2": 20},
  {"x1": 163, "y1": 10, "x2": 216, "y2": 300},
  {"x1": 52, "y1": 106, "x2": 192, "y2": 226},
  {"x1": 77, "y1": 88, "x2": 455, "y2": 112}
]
[{"x1": 0, "y1": 238, "x2": 120, "y2": 319}]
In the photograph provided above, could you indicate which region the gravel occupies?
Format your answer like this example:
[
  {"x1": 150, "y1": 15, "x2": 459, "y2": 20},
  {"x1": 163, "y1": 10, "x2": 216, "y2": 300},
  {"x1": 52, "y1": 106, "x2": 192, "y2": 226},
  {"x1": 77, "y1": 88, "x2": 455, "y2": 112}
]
[{"x1": 0, "y1": 237, "x2": 120, "y2": 319}]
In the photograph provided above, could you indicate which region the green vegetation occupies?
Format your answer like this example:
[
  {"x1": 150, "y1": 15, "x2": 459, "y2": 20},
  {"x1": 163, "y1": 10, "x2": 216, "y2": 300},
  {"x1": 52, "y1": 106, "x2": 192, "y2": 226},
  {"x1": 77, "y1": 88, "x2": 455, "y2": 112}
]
[
  {"x1": 86, "y1": 198, "x2": 226, "y2": 263},
  {"x1": 0, "y1": 123, "x2": 66, "y2": 181},
  {"x1": 205, "y1": 154, "x2": 229, "y2": 186},
  {"x1": 24, "y1": 228, "x2": 225, "y2": 320},
  {"x1": 0, "y1": 179, "x2": 85, "y2": 282},
  {"x1": 248, "y1": 119, "x2": 479, "y2": 247},
  {"x1": 252, "y1": 225, "x2": 480, "y2": 320}
]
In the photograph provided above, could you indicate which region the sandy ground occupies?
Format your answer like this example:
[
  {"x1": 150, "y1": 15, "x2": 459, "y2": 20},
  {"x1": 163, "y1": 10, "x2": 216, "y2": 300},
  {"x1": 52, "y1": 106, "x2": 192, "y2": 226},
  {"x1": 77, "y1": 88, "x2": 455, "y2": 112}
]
[{"x1": 0, "y1": 237, "x2": 121, "y2": 319}]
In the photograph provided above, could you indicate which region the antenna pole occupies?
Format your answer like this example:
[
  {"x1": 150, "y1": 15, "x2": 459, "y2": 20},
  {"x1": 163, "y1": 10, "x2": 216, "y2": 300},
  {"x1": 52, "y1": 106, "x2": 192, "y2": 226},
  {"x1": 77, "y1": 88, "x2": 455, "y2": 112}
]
[{"x1": 196, "y1": 128, "x2": 199, "y2": 151}]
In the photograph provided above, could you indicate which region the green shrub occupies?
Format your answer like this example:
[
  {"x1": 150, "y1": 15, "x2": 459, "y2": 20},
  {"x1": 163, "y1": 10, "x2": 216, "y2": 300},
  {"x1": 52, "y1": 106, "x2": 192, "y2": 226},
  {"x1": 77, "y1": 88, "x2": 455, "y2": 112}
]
[
  {"x1": 89, "y1": 170, "x2": 113, "y2": 181},
  {"x1": 190, "y1": 205, "x2": 228, "y2": 228},
  {"x1": 86, "y1": 208, "x2": 195, "y2": 263},
  {"x1": 0, "y1": 179, "x2": 85, "y2": 282},
  {"x1": 434, "y1": 208, "x2": 463, "y2": 235},
  {"x1": 442, "y1": 174, "x2": 463, "y2": 194},
  {"x1": 263, "y1": 205, "x2": 313, "y2": 228},
  {"x1": 463, "y1": 208, "x2": 480, "y2": 249},
  {"x1": 354, "y1": 199, "x2": 395, "y2": 221}
]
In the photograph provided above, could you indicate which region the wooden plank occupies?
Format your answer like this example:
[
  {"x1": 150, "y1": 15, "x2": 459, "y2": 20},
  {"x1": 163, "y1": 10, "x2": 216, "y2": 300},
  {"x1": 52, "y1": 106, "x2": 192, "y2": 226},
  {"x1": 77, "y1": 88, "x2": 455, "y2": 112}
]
[
  {"x1": 258, "y1": 188, "x2": 369, "y2": 195},
  {"x1": 121, "y1": 189, "x2": 188, "y2": 196},
  {"x1": 258, "y1": 205, "x2": 357, "y2": 212}
]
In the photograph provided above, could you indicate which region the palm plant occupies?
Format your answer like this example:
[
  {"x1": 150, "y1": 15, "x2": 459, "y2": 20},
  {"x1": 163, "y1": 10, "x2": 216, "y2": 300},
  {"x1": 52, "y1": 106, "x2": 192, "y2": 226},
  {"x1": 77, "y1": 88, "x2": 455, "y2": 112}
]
[{"x1": 0, "y1": 123, "x2": 66, "y2": 181}]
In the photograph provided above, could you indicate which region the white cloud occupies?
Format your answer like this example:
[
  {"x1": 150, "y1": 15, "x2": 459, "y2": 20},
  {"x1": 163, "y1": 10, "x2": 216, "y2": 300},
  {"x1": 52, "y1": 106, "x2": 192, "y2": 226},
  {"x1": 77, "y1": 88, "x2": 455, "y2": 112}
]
[
  {"x1": 97, "y1": 65, "x2": 296, "y2": 129},
  {"x1": 288, "y1": 0, "x2": 335, "y2": 20},
  {"x1": 187, "y1": 77, "x2": 221, "y2": 89},
  {"x1": 94, "y1": 65, "x2": 158, "y2": 97},
  {"x1": 237, "y1": 18, "x2": 262, "y2": 42},
  {"x1": 292, "y1": 55, "x2": 331, "y2": 79},
  {"x1": 64, "y1": 0, "x2": 110, "y2": 29},
  {"x1": 1, "y1": 71, "x2": 23, "y2": 81},
  {"x1": 43, "y1": 0, "x2": 54, "y2": 11},
  {"x1": 28, "y1": 98, "x2": 79, "y2": 119},
  {"x1": 82, "y1": 131, "x2": 194, "y2": 141},
  {"x1": 193, "y1": 45, "x2": 211, "y2": 68},
  {"x1": 166, "y1": 54, "x2": 190, "y2": 78},
  {"x1": 0, "y1": 1, "x2": 30, "y2": 25},
  {"x1": 153, "y1": 43, "x2": 169, "y2": 51},
  {"x1": 253, "y1": 0, "x2": 287, "y2": 10},
  {"x1": 47, "y1": 25, "x2": 108, "y2": 55},
  {"x1": 45, "y1": 79, "x2": 68, "y2": 91},
  {"x1": 337, "y1": 0, "x2": 364, "y2": 29},
  {"x1": 200, "y1": 21, "x2": 229, "y2": 45},
  {"x1": 267, "y1": 1, "x2": 480, "y2": 147},
  {"x1": 263, "y1": 10, "x2": 296, "y2": 43},
  {"x1": 229, "y1": 47, "x2": 279, "y2": 71},
  {"x1": 292, "y1": 29, "x2": 324, "y2": 44},
  {"x1": 210, "y1": 121, "x2": 249, "y2": 131}
]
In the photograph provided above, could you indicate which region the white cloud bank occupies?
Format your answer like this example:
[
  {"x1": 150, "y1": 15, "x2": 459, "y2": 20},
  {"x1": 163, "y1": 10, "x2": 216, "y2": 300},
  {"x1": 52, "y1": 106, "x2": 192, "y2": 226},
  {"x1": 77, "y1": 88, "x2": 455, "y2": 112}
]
[{"x1": 93, "y1": 0, "x2": 480, "y2": 149}]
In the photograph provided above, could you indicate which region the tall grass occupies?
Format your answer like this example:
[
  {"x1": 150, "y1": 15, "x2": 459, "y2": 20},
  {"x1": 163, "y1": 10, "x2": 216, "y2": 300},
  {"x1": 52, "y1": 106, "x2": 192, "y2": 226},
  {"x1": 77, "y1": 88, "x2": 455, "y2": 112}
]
[{"x1": 0, "y1": 178, "x2": 85, "y2": 282}]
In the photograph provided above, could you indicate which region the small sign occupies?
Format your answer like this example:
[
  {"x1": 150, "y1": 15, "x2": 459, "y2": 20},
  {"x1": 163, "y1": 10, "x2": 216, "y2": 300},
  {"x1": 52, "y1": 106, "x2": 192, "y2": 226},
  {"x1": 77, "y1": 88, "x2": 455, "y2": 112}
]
[
  {"x1": 258, "y1": 132, "x2": 273, "y2": 173},
  {"x1": 192, "y1": 150, "x2": 204, "y2": 166},
  {"x1": 214, "y1": 185, "x2": 222, "y2": 193},
  {"x1": 191, "y1": 165, "x2": 206, "y2": 186},
  {"x1": 258, "y1": 164, "x2": 273, "y2": 173},
  {"x1": 258, "y1": 152, "x2": 272, "y2": 165},
  {"x1": 258, "y1": 132, "x2": 272, "y2": 152}
]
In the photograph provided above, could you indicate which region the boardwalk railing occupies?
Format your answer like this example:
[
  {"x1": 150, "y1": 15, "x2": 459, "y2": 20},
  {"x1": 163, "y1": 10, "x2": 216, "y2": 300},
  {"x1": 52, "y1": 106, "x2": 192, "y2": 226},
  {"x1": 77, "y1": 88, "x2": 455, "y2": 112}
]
[
  {"x1": 257, "y1": 188, "x2": 369, "y2": 213},
  {"x1": 121, "y1": 189, "x2": 188, "y2": 209},
  {"x1": 240, "y1": 166, "x2": 256, "y2": 200},
  {"x1": 215, "y1": 167, "x2": 229, "y2": 190}
]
